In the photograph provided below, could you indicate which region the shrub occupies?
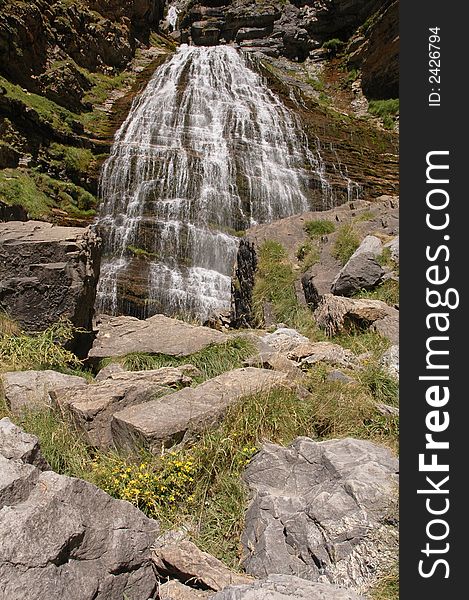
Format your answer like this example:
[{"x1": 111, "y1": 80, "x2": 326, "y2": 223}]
[
  {"x1": 368, "y1": 99, "x2": 399, "y2": 130},
  {"x1": 332, "y1": 223, "x2": 360, "y2": 264},
  {"x1": 322, "y1": 38, "x2": 344, "y2": 55}
]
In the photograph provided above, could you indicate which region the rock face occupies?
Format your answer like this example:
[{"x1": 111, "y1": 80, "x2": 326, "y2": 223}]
[
  {"x1": 211, "y1": 575, "x2": 365, "y2": 600},
  {"x1": 242, "y1": 437, "x2": 398, "y2": 591},
  {"x1": 0, "y1": 370, "x2": 88, "y2": 413},
  {"x1": 89, "y1": 314, "x2": 228, "y2": 360},
  {"x1": 331, "y1": 235, "x2": 385, "y2": 296},
  {"x1": 52, "y1": 366, "x2": 198, "y2": 448},
  {"x1": 0, "y1": 424, "x2": 160, "y2": 600},
  {"x1": 0, "y1": 221, "x2": 101, "y2": 332},
  {"x1": 111, "y1": 367, "x2": 289, "y2": 452}
]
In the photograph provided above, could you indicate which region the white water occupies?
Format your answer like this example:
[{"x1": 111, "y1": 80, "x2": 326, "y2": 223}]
[
  {"x1": 167, "y1": 5, "x2": 179, "y2": 31},
  {"x1": 95, "y1": 45, "x2": 350, "y2": 319}
]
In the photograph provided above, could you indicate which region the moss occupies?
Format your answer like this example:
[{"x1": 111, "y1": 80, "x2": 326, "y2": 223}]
[{"x1": 48, "y1": 143, "x2": 94, "y2": 173}]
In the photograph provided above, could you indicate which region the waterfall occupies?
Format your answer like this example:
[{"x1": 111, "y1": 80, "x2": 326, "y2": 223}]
[{"x1": 95, "y1": 44, "x2": 346, "y2": 320}]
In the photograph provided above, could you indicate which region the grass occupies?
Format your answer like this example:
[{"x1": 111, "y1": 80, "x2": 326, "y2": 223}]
[
  {"x1": 368, "y1": 99, "x2": 399, "y2": 130},
  {"x1": 304, "y1": 218, "x2": 335, "y2": 239},
  {"x1": 48, "y1": 143, "x2": 95, "y2": 173},
  {"x1": 371, "y1": 564, "x2": 399, "y2": 600},
  {"x1": 354, "y1": 279, "x2": 399, "y2": 306},
  {"x1": 0, "y1": 320, "x2": 82, "y2": 373},
  {"x1": 332, "y1": 223, "x2": 360, "y2": 265},
  {"x1": 100, "y1": 337, "x2": 256, "y2": 383},
  {"x1": 252, "y1": 240, "x2": 323, "y2": 337},
  {"x1": 296, "y1": 242, "x2": 320, "y2": 272}
]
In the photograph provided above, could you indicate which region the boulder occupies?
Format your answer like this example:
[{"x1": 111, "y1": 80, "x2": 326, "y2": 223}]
[
  {"x1": 261, "y1": 328, "x2": 310, "y2": 354},
  {"x1": 89, "y1": 314, "x2": 228, "y2": 360},
  {"x1": 384, "y1": 236, "x2": 399, "y2": 265},
  {"x1": 159, "y1": 580, "x2": 213, "y2": 599},
  {"x1": 244, "y1": 352, "x2": 303, "y2": 379},
  {"x1": 331, "y1": 236, "x2": 385, "y2": 296},
  {"x1": 301, "y1": 269, "x2": 321, "y2": 311},
  {"x1": 211, "y1": 575, "x2": 365, "y2": 600},
  {"x1": 380, "y1": 345, "x2": 399, "y2": 379},
  {"x1": 52, "y1": 366, "x2": 198, "y2": 448},
  {"x1": 371, "y1": 314, "x2": 399, "y2": 345},
  {"x1": 0, "y1": 221, "x2": 101, "y2": 332},
  {"x1": 0, "y1": 370, "x2": 88, "y2": 413},
  {"x1": 314, "y1": 294, "x2": 399, "y2": 337},
  {"x1": 286, "y1": 342, "x2": 359, "y2": 369},
  {"x1": 0, "y1": 454, "x2": 159, "y2": 599},
  {"x1": 111, "y1": 368, "x2": 290, "y2": 452},
  {"x1": 0, "y1": 417, "x2": 49, "y2": 470},
  {"x1": 152, "y1": 539, "x2": 252, "y2": 591},
  {"x1": 242, "y1": 437, "x2": 399, "y2": 591},
  {"x1": 326, "y1": 370, "x2": 356, "y2": 385}
]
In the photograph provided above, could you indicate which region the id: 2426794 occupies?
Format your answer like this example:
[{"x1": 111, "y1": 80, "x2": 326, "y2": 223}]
[{"x1": 428, "y1": 26, "x2": 441, "y2": 107}]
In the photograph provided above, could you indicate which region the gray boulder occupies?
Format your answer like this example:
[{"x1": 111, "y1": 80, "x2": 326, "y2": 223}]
[
  {"x1": 286, "y1": 341, "x2": 359, "y2": 369},
  {"x1": 211, "y1": 575, "x2": 365, "y2": 600},
  {"x1": 0, "y1": 456, "x2": 159, "y2": 599},
  {"x1": 380, "y1": 345, "x2": 399, "y2": 379},
  {"x1": 261, "y1": 328, "x2": 310, "y2": 354},
  {"x1": 52, "y1": 366, "x2": 198, "y2": 448},
  {"x1": 89, "y1": 314, "x2": 228, "y2": 360},
  {"x1": 0, "y1": 221, "x2": 101, "y2": 332},
  {"x1": 0, "y1": 417, "x2": 49, "y2": 470},
  {"x1": 0, "y1": 370, "x2": 88, "y2": 413},
  {"x1": 159, "y1": 580, "x2": 213, "y2": 599},
  {"x1": 241, "y1": 437, "x2": 398, "y2": 591},
  {"x1": 331, "y1": 235, "x2": 385, "y2": 296}
]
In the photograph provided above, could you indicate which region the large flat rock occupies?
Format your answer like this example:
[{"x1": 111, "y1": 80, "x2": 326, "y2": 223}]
[
  {"x1": 241, "y1": 437, "x2": 399, "y2": 592},
  {"x1": 111, "y1": 367, "x2": 289, "y2": 452},
  {"x1": 0, "y1": 221, "x2": 100, "y2": 332},
  {"x1": 89, "y1": 314, "x2": 229, "y2": 360},
  {"x1": 52, "y1": 366, "x2": 198, "y2": 448},
  {"x1": 0, "y1": 370, "x2": 88, "y2": 413}
]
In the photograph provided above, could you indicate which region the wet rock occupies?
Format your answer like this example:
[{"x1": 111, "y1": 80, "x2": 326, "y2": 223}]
[
  {"x1": 242, "y1": 437, "x2": 399, "y2": 591},
  {"x1": 111, "y1": 367, "x2": 290, "y2": 452},
  {"x1": 0, "y1": 221, "x2": 101, "y2": 332},
  {"x1": 89, "y1": 314, "x2": 228, "y2": 360},
  {"x1": 152, "y1": 539, "x2": 252, "y2": 591},
  {"x1": 211, "y1": 574, "x2": 365, "y2": 599},
  {"x1": 52, "y1": 366, "x2": 198, "y2": 448},
  {"x1": 0, "y1": 370, "x2": 87, "y2": 413}
]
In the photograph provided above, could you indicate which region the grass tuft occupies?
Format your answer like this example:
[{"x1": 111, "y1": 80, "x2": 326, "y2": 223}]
[
  {"x1": 332, "y1": 223, "x2": 360, "y2": 265},
  {"x1": 304, "y1": 219, "x2": 336, "y2": 239}
]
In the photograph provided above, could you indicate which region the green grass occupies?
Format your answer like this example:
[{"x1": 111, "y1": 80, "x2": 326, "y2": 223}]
[
  {"x1": 296, "y1": 242, "x2": 320, "y2": 272},
  {"x1": 0, "y1": 168, "x2": 97, "y2": 220},
  {"x1": 354, "y1": 279, "x2": 399, "y2": 306},
  {"x1": 332, "y1": 330, "x2": 391, "y2": 358},
  {"x1": 304, "y1": 218, "x2": 336, "y2": 239},
  {"x1": 48, "y1": 143, "x2": 95, "y2": 173},
  {"x1": 322, "y1": 38, "x2": 344, "y2": 55},
  {"x1": 0, "y1": 75, "x2": 79, "y2": 136},
  {"x1": 371, "y1": 564, "x2": 399, "y2": 600},
  {"x1": 0, "y1": 321, "x2": 82, "y2": 372},
  {"x1": 368, "y1": 99, "x2": 399, "y2": 130},
  {"x1": 100, "y1": 337, "x2": 256, "y2": 383},
  {"x1": 332, "y1": 223, "x2": 360, "y2": 265}
]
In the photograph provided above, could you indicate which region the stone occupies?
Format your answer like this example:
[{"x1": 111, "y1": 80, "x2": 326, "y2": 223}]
[
  {"x1": 331, "y1": 236, "x2": 385, "y2": 296},
  {"x1": 314, "y1": 294, "x2": 399, "y2": 337},
  {"x1": 95, "y1": 362, "x2": 126, "y2": 382},
  {"x1": 372, "y1": 315, "x2": 399, "y2": 345},
  {"x1": 244, "y1": 352, "x2": 303, "y2": 379},
  {"x1": 52, "y1": 366, "x2": 197, "y2": 448},
  {"x1": 159, "y1": 580, "x2": 213, "y2": 599},
  {"x1": 0, "y1": 458, "x2": 159, "y2": 600},
  {"x1": 111, "y1": 368, "x2": 290, "y2": 452},
  {"x1": 0, "y1": 221, "x2": 101, "y2": 332},
  {"x1": 261, "y1": 328, "x2": 310, "y2": 354},
  {"x1": 301, "y1": 269, "x2": 321, "y2": 310},
  {"x1": 326, "y1": 370, "x2": 356, "y2": 385},
  {"x1": 241, "y1": 437, "x2": 399, "y2": 591},
  {"x1": 210, "y1": 575, "x2": 365, "y2": 600},
  {"x1": 384, "y1": 236, "x2": 399, "y2": 265},
  {"x1": 89, "y1": 314, "x2": 228, "y2": 360},
  {"x1": 0, "y1": 370, "x2": 88, "y2": 413},
  {"x1": 152, "y1": 539, "x2": 252, "y2": 591},
  {"x1": 380, "y1": 345, "x2": 399, "y2": 379},
  {"x1": 376, "y1": 403, "x2": 399, "y2": 417},
  {"x1": 286, "y1": 342, "x2": 359, "y2": 369},
  {"x1": 0, "y1": 417, "x2": 49, "y2": 470}
]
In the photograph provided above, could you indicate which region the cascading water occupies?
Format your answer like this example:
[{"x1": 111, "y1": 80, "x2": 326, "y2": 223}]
[{"x1": 95, "y1": 44, "x2": 353, "y2": 320}]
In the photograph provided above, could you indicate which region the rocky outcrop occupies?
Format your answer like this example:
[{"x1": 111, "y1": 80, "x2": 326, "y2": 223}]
[
  {"x1": 241, "y1": 437, "x2": 398, "y2": 591},
  {"x1": 331, "y1": 235, "x2": 384, "y2": 296},
  {"x1": 0, "y1": 221, "x2": 101, "y2": 332},
  {"x1": 89, "y1": 314, "x2": 228, "y2": 361},
  {"x1": 0, "y1": 423, "x2": 160, "y2": 600},
  {"x1": 211, "y1": 574, "x2": 365, "y2": 600},
  {"x1": 0, "y1": 370, "x2": 87, "y2": 413},
  {"x1": 231, "y1": 239, "x2": 257, "y2": 328},
  {"x1": 111, "y1": 367, "x2": 290, "y2": 452},
  {"x1": 52, "y1": 365, "x2": 198, "y2": 448}
]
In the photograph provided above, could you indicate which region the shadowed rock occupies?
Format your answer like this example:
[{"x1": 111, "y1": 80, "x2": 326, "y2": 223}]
[{"x1": 331, "y1": 236, "x2": 384, "y2": 297}]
